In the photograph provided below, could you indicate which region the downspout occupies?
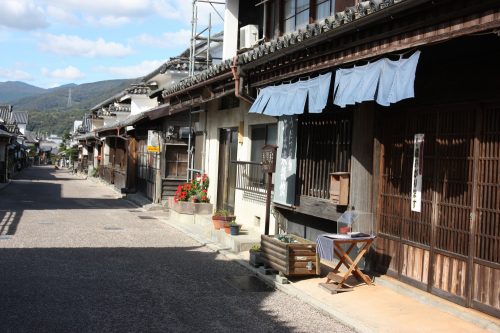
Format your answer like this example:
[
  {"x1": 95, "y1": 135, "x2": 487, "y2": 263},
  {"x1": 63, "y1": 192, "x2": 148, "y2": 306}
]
[{"x1": 231, "y1": 56, "x2": 255, "y2": 105}]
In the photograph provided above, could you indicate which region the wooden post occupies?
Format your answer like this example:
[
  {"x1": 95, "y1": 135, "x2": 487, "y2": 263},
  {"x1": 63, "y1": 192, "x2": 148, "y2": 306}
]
[{"x1": 265, "y1": 172, "x2": 272, "y2": 235}]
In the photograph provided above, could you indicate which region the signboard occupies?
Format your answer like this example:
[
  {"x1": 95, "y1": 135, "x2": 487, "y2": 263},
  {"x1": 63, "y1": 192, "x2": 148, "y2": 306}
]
[
  {"x1": 411, "y1": 134, "x2": 425, "y2": 212},
  {"x1": 147, "y1": 130, "x2": 160, "y2": 153},
  {"x1": 274, "y1": 115, "x2": 298, "y2": 206}
]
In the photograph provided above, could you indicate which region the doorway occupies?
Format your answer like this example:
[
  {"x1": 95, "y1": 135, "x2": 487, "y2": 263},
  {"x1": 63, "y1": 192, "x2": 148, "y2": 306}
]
[{"x1": 217, "y1": 128, "x2": 238, "y2": 212}]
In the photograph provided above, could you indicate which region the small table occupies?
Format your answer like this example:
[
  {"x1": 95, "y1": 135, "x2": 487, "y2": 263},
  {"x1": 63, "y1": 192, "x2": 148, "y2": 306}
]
[{"x1": 316, "y1": 234, "x2": 375, "y2": 293}]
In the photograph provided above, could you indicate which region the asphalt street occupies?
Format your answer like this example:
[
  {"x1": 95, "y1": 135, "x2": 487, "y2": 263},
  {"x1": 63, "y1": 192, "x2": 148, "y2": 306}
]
[{"x1": 0, "y1": 166, "x2": 353, "y2": 333}]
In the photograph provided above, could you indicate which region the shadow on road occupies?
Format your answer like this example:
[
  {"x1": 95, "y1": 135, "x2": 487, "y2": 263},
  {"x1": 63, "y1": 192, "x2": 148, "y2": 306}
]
[
  {"x1": 0, "y1": 246, "x2": 307, "y2": 333},
  {"x1": 0, "y1": 166, "x2": 133, "y2": 235}
]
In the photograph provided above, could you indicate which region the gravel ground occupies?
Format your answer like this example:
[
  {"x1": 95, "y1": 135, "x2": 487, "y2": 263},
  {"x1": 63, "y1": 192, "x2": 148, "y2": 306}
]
[{"x1": 0, "y1": 166, "x2": 354, "y2": 333}]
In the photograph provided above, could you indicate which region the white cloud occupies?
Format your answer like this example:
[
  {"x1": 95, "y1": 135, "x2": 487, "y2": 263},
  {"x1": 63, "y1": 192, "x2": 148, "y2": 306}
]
[
  {"x1": 86, "y1": 15, "x2": 131, "y2": 27},
  {"x1": 96, "y1": 60, "x2": 165, "y2": 79},
  {"x1": 46, "y1": 6, "x2": 79, "y2": 25},
  {"x1": 0, "y1": 68, "x2": 33, "y2": 81},
  {"x1": 38, "y1": 33, "x2": 133, "y2": 58},
  {"x1": 41, "y1": 66, "x2": 85, "y2": 80},
  {"x1": 46, "y1": 0, "x2": 154, "y2": 18},
  {"x1": 132, "y1": 29, "x2": 191, "y2": 49},
  {"x1": 0, "y1": 0, "x2": 49, "y2": 30}
]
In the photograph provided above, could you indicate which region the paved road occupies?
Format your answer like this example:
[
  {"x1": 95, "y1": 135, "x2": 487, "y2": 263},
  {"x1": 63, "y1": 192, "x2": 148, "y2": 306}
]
[{"x1": 0, "y1": 166, "x2": 353, "y2": 333}]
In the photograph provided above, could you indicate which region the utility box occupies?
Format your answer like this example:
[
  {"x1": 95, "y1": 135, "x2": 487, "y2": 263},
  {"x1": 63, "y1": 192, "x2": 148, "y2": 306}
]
[
  {"x1": 330, "y1": 172, "x2": 350, "y2": 205},
  {"x1": 240, "y1": 25, "x2": 259, "y2": 49}
]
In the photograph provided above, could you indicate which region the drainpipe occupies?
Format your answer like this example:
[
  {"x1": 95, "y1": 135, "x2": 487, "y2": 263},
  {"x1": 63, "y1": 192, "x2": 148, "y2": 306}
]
[{"x1": 231, "y1": 56, "x2": 255, "y2": 105}]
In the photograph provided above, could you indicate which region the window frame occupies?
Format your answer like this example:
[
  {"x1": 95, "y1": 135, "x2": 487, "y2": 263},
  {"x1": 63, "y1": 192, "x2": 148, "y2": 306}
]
[{"x1": 265, "y1": 0, "x2": 351, "y2": 40}]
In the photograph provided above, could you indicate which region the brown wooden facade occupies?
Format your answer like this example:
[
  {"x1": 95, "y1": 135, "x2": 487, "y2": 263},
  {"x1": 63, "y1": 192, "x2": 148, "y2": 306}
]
[{"x1": 237, "y1": 0, "x2": 500, "y2": 317}]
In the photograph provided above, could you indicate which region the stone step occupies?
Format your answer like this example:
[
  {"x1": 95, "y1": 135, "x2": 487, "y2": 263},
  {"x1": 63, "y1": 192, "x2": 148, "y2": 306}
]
[{"x1": 168, "y1": 210, "x2": 261, "y2": 253}]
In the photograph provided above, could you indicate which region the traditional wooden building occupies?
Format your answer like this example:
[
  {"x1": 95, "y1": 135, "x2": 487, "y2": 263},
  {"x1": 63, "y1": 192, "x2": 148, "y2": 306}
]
[{"x1": 161, "y1": 0, "x2": 500, "y2": 317}]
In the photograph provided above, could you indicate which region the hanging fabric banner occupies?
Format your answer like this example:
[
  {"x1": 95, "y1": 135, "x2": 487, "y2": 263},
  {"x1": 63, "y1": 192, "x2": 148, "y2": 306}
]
[
  {"x1": 249, "y1": 73, "x2": 332, "y2": 116},
  {"x1": 333, "y1": 51, "x2": 421, "y2": 107},
  {"x1": 411, "y1": 133, "x2": 425, "y2": 212}
]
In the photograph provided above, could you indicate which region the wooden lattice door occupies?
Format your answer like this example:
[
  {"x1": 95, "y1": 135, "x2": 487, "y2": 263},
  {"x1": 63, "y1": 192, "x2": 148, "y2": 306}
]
[
  {"x1": 473, "y1": 105, "x2": 500, "y2": 317},
  {"x1": 377, "y1": 104, "x2": 500, "y2": 316}
]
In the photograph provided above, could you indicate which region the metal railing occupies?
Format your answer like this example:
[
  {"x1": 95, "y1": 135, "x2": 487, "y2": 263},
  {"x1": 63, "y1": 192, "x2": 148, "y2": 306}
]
[{"x1": 233, "y1": 161, "x2": 269, "y2": 194}]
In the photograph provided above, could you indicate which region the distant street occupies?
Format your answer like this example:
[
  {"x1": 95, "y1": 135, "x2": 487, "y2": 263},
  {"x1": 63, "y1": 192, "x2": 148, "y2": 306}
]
[{"x1": 0, "y1": 166, "x2": 352, "y2": 333}]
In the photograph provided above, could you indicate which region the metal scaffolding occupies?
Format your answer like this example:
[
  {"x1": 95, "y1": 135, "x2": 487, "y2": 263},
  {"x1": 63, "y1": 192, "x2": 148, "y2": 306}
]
[{"x1": 189, "y1": 0, "x2": 225, "y2": 77}]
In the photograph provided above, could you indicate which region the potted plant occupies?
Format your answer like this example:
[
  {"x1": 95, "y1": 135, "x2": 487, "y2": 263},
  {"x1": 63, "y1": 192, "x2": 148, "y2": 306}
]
[
  {"x1": 249, "y1": 244, "x2": 263, "y2": 267},
  {"x1": 229, "y1": 220, "x2": 241, "y2": 236},
  {"x1": 212, "y1": 209, "x2": 235, "y2": 230},
  {"x1": 172, "y1": 174, "x2": 212, "y2": 214}
]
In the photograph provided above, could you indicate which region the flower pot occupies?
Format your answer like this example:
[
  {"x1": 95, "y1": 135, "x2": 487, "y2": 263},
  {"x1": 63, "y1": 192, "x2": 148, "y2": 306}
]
[
  {"x1": 230, "y1": 224, "x2": 241, "y2": 236},
  {"x1": 224, "y1": 224, "x2": 231, "y2": 234},
  {"x1": 212, "y1": 215, "x2": 235, "y2": 230},
  {"x1": 249, "y1": 250, "x2": 263, "y2": 267},
  {"x1": 212, "y1": 218, "x2": 225, "y2": 230}
]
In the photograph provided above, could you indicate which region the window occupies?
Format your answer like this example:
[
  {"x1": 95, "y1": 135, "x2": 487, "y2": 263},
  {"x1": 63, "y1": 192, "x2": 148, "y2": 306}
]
[
  {"x1": 251, "y1": 124, "x2": 277, "y2": 162},
  {"x1": 284, "y1": 0, "x2": 310, "y2": 33},
  {"x1": 265, "y1": 1, "x2": 349, "y2": 39},
  {"x1": 316, "y1": 0, "x2": 335, "y2": 21}
]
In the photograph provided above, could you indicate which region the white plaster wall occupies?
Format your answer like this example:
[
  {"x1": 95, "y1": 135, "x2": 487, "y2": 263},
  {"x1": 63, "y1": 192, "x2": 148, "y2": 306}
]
[
  {"x1": 222, "y1": 0, "x2": 239, "y2": 60},
  {"x1": 131, "y1": 95, "x2": 158, "y2": 115},
  {"x1": 73, "y1": 120, "x2": 82, "y2": 133},
  {"x1": 18, "y1": 124, "x2": 26, "y2": 135},
  {"x1": 202, "y1": 99, "x2": 278, "y2": 233}
]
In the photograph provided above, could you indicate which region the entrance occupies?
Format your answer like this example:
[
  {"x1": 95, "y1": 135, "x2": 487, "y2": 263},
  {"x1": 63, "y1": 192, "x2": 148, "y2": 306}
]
[
  {"x1": 377, "y1": 103, "x2": 500, "y2": 317},
  {"x1": 217, "y1": 128, "x2": 238, "y2": 212}
]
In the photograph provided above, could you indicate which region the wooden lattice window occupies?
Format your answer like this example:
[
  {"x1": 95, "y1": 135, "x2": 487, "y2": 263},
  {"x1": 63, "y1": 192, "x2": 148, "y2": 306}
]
[{"x1": 296, "y1": 112, "x2": 351, "y2": 200}]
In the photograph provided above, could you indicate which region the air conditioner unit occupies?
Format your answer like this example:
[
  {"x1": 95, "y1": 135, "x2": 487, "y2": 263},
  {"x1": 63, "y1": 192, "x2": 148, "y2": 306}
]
[
  {"x1": 179, "y1": 127, "x2": 191, "y2": 139},
  {"x1": 239, "y1": 25, "x2": 259, "y2": 49}
]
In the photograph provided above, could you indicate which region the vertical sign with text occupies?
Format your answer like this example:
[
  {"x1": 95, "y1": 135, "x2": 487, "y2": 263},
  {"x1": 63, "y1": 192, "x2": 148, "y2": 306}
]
[
  {"x1": 411, "y1": 134, "x2": 425, "y2": 212},
  {"x1": 147, "y1": 130, "x2": 160, "y2": 153}
]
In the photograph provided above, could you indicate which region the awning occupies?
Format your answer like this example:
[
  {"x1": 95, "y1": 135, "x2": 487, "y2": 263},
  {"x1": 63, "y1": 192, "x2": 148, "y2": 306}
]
[
  {"x1": 333, "y1": 51, "x2": 421, "y2": 107},
  {"x1": 249, "y1": 72, "x2": 332, "y2": 116}
]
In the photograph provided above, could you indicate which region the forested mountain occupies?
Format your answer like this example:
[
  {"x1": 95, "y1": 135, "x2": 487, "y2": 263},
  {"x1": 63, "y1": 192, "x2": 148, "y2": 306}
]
[
  {"x1": 0, "y1": 81, "x2": 46, "y2": 103},
  {"x1": 13, "y1": 79, "x2": 136, "y2": 112},
  {"x1": 0, "y1": 79, "x2": 137, "y2": 135}
]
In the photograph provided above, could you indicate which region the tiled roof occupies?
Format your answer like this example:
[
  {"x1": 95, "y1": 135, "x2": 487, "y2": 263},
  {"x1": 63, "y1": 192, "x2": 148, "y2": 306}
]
[
  {"x1": 127, "y1": 85, "x2": 150, "y2": 95},
  {"x1": 0, "y1": 105, "x2": 13, "y2": 124},
  {"x1": 90, "y1": 91, "x2": 128, "y2": 112},
  {"x1": 162, "y1": 58, "x2": 234, "y2": 97},
  {"x1": 24, "y1": 130, "x2": 38, "y2": 143},
  {"x1": 12, "y1": 111, "x2": 28, "y2": 124},
  {"x1": 95, "y1": 112, "x2": 148, "y2": 134},
  {"x1": 0, "y1": 128, "x2": 13, "y2": 137},
  {"x1": 75, "y1": 131, "x2": 98, "y2": 141},
  {"x1": 163, "y1": 0, "x2": 407, "y2": 97}
]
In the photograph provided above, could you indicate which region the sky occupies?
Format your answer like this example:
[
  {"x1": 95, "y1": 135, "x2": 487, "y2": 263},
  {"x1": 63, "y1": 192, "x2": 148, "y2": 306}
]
[{"x1": 0, "y1": 0, "x2": 225, "y2": 89}]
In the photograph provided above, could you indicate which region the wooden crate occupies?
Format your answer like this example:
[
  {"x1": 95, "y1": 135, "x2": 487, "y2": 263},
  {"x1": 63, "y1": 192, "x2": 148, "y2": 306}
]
[{"x1": 261, "y1": 234, "x2": 320, "y2": 276}]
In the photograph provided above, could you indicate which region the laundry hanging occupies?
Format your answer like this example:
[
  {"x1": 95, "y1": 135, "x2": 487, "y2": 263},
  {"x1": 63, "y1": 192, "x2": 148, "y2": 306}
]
[
  {"x1": 333, "y1": 51, "x2": 421, "y2": 107},
  {"x1": 249, "y1": 72, "x2": 332, "y2": 116}
]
